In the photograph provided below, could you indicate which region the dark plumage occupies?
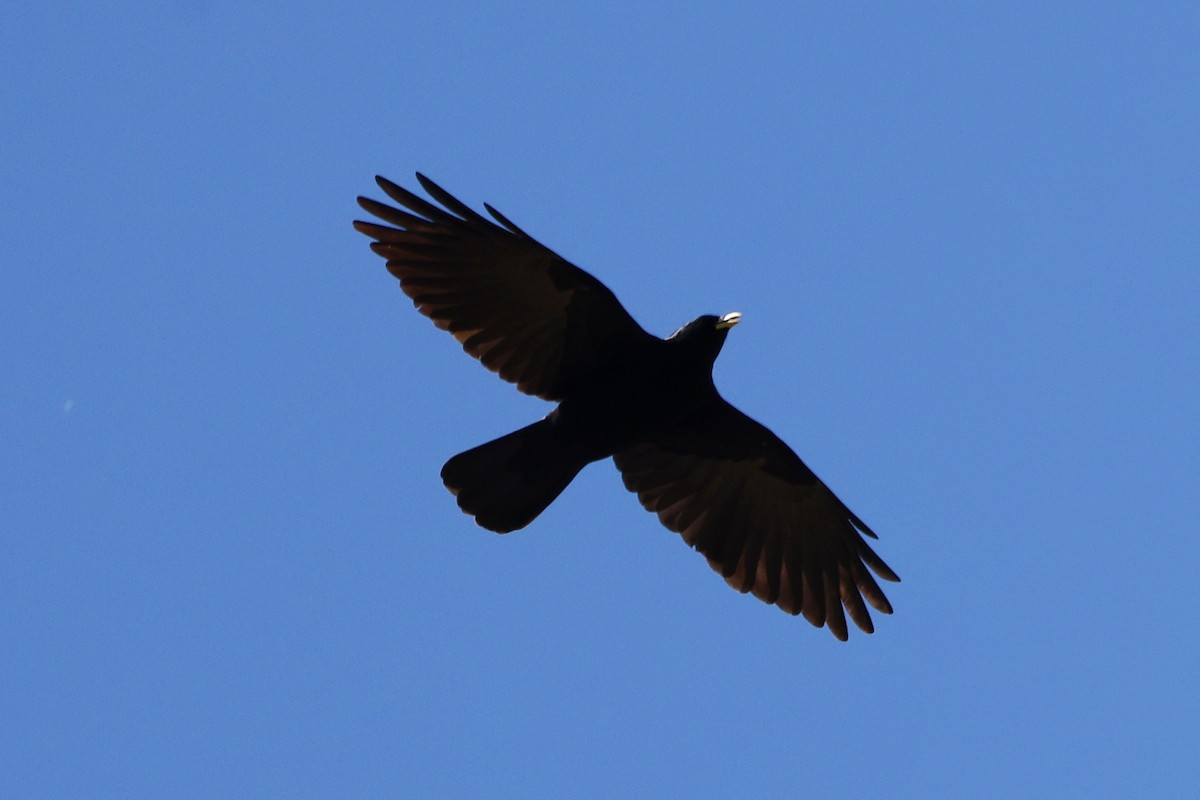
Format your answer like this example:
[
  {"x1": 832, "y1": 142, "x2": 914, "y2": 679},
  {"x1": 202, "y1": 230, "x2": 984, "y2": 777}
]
[{"x1": 354, "y1": 174, "x2": 900, "y2": 640}]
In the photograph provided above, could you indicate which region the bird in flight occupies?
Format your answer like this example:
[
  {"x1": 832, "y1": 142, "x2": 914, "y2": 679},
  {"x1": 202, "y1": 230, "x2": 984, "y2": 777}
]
[{"x1": 354, "y1": 174, "x2": 899, "y2": 640}]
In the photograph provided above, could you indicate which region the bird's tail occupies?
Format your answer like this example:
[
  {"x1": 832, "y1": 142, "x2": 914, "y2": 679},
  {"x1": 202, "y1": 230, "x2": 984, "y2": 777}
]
[{"x1": 441, "y1": 419, "x2": 586, "y2": 533}]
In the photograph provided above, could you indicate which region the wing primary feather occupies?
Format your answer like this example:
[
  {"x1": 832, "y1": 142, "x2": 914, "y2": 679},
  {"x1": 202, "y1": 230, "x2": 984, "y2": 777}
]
[
  {"x1": 846, "y1": 507, "x2": 879, "y2": 539},
  {"x1": 484, "y1": 202, "x2": 539, "y2": 240},
  {"x1": 797, "y1": 551, "x2": 826, "y2": 628},
  {"x1": 851, "y1": 559, "x2": 894, "y2": 615},
  {"x1": 374, "y1": 175, "x2": 462, "y2": 225},
  {"x1": 736, "y1": 482, "x2": 782, "y2": 595},
  {"x1": 824, "y1": 564, "x2": 849, "y2": 641},
  {"x1": 857, "y1": 537, "x2": 901, "y2": 583},
  {"x1": 355, "y1": 197, "x2": 434, "y2": 230},
  {"x1": 840, "y1": 565, "x2": 875, "y2": 633},
  {"x1": 415, "y1": 173, "x2": 492, "y2": 225}
]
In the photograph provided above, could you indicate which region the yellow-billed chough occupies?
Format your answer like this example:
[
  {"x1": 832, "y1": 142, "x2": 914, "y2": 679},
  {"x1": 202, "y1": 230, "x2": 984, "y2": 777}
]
[{"x1": 354, "y1": 174, "x2": 900, "y2": 640}]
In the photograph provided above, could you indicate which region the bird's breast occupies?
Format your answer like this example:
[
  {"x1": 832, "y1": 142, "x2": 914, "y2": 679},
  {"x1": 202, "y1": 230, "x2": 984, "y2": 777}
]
[{"x1": 551, "y1": 357, "x2": 716, "y2": 462}]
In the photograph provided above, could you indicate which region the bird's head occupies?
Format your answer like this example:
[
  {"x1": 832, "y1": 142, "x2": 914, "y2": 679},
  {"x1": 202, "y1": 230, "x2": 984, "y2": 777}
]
[{"x1": 668, "y1": 311, "x2": 742, "y2": 364}]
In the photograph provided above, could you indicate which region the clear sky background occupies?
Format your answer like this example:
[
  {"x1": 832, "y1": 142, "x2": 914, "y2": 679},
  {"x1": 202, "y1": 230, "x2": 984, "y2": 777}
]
[{"x1": 3, "y1": 3, "x2": 1198, "y2": 798}]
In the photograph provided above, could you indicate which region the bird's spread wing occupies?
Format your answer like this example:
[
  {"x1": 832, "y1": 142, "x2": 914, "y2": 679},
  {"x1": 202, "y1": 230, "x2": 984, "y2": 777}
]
[
  {"x1": 613, "y1": 399, "x2": 900, "y2": 640},
  {"x1": 354, "y1": 174, "x2": 654, "y2": 401}
]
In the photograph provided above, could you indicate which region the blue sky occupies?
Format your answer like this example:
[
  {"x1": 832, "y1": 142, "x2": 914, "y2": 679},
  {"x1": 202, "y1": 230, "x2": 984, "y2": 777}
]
[{"x1": 3, "y1": 2, "x2": 1198, "y2": 797}]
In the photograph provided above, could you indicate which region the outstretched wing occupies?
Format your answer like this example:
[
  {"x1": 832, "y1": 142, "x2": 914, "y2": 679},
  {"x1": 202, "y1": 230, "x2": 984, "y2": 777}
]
[
  {"x1": 614, "y1": 399, "x2": 900, "y2": 640},
  {"x1": 354, "y1": 174, "x2": 654, "y2": 401}
]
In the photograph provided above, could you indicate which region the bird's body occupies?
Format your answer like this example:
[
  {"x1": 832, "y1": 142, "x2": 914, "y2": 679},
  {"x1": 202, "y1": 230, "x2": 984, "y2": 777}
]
[
  {"x1": 442, "y1": 313, "x2": 739, "y2": 532},
  {"x1": 551, "y1": 315, "x2": 735, "y2": 458},
  {"x1": 355, "y1": 175, "x2": 900, "y2": 640}
]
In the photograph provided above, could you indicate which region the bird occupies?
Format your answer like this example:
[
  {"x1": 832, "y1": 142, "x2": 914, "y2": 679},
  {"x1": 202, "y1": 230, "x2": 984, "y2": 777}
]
[{"x1": 353, "y1": 174, "x2": 900, "y2": 640}]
